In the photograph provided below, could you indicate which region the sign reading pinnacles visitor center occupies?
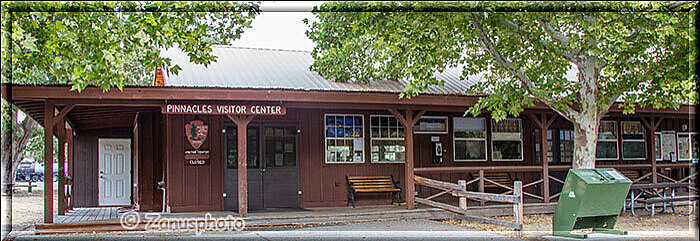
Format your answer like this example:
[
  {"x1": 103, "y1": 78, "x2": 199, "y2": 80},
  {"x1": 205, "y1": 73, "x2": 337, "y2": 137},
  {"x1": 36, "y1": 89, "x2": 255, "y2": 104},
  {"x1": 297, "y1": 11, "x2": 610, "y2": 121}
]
[{"x1": 163, "y1": 104, "x2": 286, "y2": 115}]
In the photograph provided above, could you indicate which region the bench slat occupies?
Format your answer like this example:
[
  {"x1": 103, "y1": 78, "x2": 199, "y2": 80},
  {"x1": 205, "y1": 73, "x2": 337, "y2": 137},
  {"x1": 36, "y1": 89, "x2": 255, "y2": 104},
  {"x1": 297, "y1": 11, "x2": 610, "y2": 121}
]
[
  {"x1": 640, "y1": 196, "x2": 698, "y2": 204},
  {"x1": 353, "y1": 185, "x2": 396, "y2": 189},
  {"x1": 348, "y1": 176, "x2": 392, "y2": 180},
  {"x1": 355, "y1": 188, "x2": 401, "y2": 192}
]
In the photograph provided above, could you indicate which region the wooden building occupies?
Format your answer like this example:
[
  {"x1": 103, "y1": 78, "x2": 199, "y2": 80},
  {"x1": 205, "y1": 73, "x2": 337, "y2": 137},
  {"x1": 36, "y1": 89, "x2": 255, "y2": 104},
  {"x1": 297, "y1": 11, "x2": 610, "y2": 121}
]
[{"x1": 2, "y1": 46, "x2": 696, "y2": 223}]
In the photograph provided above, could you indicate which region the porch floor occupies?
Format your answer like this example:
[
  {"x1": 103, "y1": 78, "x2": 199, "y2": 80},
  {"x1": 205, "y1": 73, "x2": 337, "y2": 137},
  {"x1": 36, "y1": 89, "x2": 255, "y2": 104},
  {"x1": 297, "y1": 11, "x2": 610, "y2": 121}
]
[
  {"x1": 54, "y1": 207, "x2": 121, "y2": 224},
  {"x1": 52, "y1": 201, "x2": 552, "y2": 225}
]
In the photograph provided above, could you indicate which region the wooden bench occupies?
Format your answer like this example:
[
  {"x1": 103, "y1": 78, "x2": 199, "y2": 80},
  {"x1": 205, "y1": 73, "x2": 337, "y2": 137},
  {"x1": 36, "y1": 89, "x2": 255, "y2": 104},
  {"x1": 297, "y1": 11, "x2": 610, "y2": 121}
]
[
  {"x1": 346, "y1": 175, "x2": 401, "y2": 208},
  {"x1": 469, "y1": 172, "x2": 513, "y2": 191}
]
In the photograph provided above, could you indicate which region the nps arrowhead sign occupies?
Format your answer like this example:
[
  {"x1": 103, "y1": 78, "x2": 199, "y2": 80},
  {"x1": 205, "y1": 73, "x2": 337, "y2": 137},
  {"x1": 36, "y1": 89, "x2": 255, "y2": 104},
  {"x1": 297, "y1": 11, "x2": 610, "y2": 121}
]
[
  {"x1": 162, "y1": 104, "x2": 286, "y2": 115},
  {"x1": 185, "y1": 119, "x2": 208, "y2": 149}
]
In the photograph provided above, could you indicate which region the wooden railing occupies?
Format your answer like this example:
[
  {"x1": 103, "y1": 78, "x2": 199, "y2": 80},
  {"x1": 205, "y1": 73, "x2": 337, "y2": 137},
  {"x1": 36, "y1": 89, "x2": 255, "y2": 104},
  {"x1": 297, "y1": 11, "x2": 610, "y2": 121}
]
[
  {"x1": 415, "y1": 162, "x2": 696, "y2": 204},
  {"x1": 415, "y1": 166, "x2": 544, "y2": 204},
  {"x1": 414, "y1": 175, "x2": 523, "y2": 231}
]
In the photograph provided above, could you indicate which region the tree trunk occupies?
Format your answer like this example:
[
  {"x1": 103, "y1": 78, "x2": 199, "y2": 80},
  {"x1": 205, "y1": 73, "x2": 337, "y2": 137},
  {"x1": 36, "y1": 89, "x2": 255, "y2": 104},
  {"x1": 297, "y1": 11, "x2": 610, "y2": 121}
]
[
  {"x1": 572, "y1": 121, "x2": 599, "y2": 169},
  {"x1": 571, "y1": 57, "x2": 603, "y2": 169},
  {"x1": 1, "y1": 111, "x2": 38, "y2": 195}
]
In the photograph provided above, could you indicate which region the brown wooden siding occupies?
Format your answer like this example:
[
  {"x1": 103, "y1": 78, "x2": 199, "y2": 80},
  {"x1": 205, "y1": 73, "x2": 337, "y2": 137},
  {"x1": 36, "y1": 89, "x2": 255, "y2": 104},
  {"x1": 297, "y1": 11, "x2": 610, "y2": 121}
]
[
  {"x1": 72, "y1": 127, "x2": 132, "y2": 207},
  {"x1": 133, "y1": 111, "x2": 164, "y2": 211},
  {"x1": 165, "y1": 115, "x2": 224, "y2": 212}
]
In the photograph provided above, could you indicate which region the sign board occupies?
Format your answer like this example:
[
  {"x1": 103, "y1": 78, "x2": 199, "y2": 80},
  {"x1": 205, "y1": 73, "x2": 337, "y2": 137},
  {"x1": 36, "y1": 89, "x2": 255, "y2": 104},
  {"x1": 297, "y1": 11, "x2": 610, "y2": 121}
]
[
  {"x1": 163, "y1": 104, "x2": 286, "y2": 115},
  {"x1": 185, "y1": 150, "x2": 210, "y2": 165},
  {"x1": 185, "y1": 120, "x2": 208, "y2": 149},
  {"x1": 661, "y1": 131, "x2": 677, "y2": 161}
]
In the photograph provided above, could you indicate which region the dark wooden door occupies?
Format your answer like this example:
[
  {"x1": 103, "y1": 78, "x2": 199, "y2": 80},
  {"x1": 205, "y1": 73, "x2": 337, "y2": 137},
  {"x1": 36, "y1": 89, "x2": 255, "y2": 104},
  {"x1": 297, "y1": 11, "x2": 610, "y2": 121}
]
[
  {"x1": 224, "y1": 126, "x2": 264, "y2": 211},
  {"x1": 261, "y1": 126, "x2": 299, "y2": 208},
  {"x1": 224, "y1": 124, "x2": 299, "y2": 211}
]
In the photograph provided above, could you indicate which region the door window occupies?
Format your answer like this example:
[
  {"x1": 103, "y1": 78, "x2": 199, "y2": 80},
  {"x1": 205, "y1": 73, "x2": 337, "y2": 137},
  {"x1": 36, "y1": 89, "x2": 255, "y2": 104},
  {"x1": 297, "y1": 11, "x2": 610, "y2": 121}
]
[
  {"x1": 264, "y1": 127, "x2": 297, "y2": 167},
  {"x1": 226, "y1": 126, "x2": 259, "y2": 169}
]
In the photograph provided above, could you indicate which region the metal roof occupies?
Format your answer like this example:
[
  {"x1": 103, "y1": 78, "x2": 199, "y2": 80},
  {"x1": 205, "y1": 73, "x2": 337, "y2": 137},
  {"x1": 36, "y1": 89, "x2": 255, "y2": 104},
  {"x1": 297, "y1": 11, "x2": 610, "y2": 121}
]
[{"x1": 162, "y1": 46, "x2": 484, "y2": 95}]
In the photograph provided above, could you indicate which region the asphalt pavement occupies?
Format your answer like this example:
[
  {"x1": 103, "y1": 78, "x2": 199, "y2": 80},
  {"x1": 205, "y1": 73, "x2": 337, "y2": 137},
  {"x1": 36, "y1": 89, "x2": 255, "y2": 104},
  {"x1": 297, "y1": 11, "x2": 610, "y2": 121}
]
[{"x1": 11, "y1": 219, "x2": 523, "y2": 241}]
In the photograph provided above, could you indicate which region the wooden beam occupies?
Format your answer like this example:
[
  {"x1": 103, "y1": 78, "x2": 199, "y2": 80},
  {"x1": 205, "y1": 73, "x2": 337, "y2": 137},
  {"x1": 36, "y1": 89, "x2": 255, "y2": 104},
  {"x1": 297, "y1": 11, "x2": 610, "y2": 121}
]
[
  {"x1": 43, "y1": 102, "x2": 54, "y2": 223},
  {"x1": 388, "y1": 108, "x2": 426, "y2": 210},
  {"x1": 66, "y1": 124, "x2": 74, "y2": 211},
  {"x1": 226, "y1": 114, "x2": 254, "y2": 217},
  {"x1": 57, "y1": 117, "x2": 66, "y2": 215},
  {"x1": 50, "y1": 104, "x2": 74, "y2": 127}
]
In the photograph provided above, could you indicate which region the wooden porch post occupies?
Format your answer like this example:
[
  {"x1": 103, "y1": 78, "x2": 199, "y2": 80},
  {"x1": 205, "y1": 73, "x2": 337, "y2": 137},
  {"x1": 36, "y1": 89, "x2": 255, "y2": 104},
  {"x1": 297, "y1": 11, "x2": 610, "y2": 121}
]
[
  {"x1": 526, "y1": 113, "x2": 556, "y2": 203},
  {"x1": 43, "y1": 102, "x2": 54, "y2": 223},
  {"x1": 42, "y1": 103, "x2": 74, "y2": 223},
  {"x1": 66, "y1": 124, "x2": 74, "y2": 211},
  {"x1": 226, "y1": 114, "x2": 254, "y2": 217},
  {"x1": 389, "y1": 108, "x2": 425, "y2": 210},
  {"x1": 641, "y1": 117, "x2": 663, "y2": 184},
  {"x1": 57, "y1": 117, "x2": 66, "y2": 215}
]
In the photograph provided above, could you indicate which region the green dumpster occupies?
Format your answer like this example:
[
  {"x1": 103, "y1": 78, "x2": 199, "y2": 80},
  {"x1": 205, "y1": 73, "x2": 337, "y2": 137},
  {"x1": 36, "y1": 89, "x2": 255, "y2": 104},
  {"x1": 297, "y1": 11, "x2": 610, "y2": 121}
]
[{"x1": 552, "y1": 168, "x2": 632, "y2": 239}]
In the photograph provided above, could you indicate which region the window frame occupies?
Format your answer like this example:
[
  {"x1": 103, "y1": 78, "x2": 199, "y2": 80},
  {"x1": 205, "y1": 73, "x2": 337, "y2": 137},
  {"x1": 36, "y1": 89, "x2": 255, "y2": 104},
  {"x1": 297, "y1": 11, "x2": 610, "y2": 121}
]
[
  {"x1": 413, "y1": 116, "x2": 449, "y2": 134},
  {"x1": 620, "y1": 121, "x2": 647, "y2": 160},
  {"x1": 324, "y1": 114, "x2": 365, "y2": 164},
  {"x1": 676, "y1": 132, "x2": 698, "y2": 161},
  {"x1": 369, "y1": 115, "x2": 406, "y2": 163},
  {"x1": 654, "y1": 132, "x2": 663, "y2": 161},
  {"x1": 596, "y1": 120, "x2": 619, "y2": 160},
  {"x1": 490, "y1": 118, "x2": 523, "y2": 162},
  {"x1": 453, "y1": 117, "x2": 487, "y2": 162}
]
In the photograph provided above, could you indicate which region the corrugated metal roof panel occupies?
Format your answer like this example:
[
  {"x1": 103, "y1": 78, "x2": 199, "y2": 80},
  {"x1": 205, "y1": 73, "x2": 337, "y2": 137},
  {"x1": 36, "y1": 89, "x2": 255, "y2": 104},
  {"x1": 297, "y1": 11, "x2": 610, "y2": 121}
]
[{"x1": 162, "y1": 46, "x2": 483, "y2": 95}]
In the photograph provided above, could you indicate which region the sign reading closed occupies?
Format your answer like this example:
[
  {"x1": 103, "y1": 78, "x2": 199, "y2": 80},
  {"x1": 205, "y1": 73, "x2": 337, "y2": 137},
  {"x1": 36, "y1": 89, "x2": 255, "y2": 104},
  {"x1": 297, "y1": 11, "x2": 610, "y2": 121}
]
[
  {"x1": 163, "y1": 104, "x2": 286, "y2": 115},
  {"x1": 185, "y1": 150, "x2": 210, "y2": 165}
]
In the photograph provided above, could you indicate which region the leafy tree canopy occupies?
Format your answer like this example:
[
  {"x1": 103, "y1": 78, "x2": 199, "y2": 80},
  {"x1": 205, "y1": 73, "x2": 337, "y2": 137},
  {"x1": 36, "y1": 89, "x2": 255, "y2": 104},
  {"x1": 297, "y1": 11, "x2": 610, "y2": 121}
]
[
  {"x1": 1, "y1": 1, "x2": 260, "y2": 91},
  {"x1": 306, "y1": 1, "x2": 696, "y2": 121}
]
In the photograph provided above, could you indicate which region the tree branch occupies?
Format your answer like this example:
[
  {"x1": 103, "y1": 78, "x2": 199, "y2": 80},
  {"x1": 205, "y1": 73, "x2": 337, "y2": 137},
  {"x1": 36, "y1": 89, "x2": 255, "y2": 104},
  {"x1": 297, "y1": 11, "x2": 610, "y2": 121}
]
[
  {"x1": 471, "y1": 14, "x2": 579, "y2": 121},
  {"x1": 498, "y1": 17, "x2": 577, "y2": 63},
  {"x1": 538, "y1": 20, "x2": 569, "y2": 46}
]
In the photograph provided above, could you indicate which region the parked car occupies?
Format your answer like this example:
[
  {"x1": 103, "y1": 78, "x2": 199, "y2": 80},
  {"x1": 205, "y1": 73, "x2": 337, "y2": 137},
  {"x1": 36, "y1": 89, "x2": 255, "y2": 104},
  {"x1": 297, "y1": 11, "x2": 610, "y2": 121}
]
[{"x1": 14, "y1": 162, "x2": 66, "y2": 182}]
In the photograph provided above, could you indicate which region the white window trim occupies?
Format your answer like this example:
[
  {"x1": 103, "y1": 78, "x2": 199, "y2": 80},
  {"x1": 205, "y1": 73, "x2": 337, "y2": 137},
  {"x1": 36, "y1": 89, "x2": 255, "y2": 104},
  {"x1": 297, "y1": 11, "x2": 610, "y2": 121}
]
[
  {"x1": 413, "y1": 116, "x2": 449, "y2": 134},
  {"x1": 453, "y1": 117, "x2": 487, "y2": 162},
  {"x1": 621, "y1": 121, "x2": 647, "y2": 160},
  {"x1": 596, "y1": 120, "x2": 619, "y2": 160},
  {"x1": 490, "y1": 118, "x2": 523, "y2": 162},
  {"x1": 370, "y1": 115, "x2": 405, "y2": 163},
  {"x1": 324, "y1": 114, "x2": 365, "y2": 164},
  {"x1": 654, "y1": 132, "x2": 663, "y2": 161},
  {"x1": 676, "y1": 132, "x2": 698, "y2": 161}
]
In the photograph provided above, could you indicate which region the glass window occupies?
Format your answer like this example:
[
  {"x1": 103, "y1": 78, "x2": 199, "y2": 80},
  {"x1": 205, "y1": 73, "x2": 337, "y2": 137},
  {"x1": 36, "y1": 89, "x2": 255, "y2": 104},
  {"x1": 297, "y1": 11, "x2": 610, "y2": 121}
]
[
  {"x1": 264, "y1": 127, "x2": 297, "y2": 167},
  {"x1": 226, "y1": 126, "x2": 259, "y2": 169},
  {"x1": 454, "y1": 117, "x2": 487, "y2": 161},
  {"x1": 559, "y1": 129, "x2": 574, "y2": 163},
  {"x1": 654, "y1": 132, "x2": 662, "y2": 161},
  {"x1": 621, "y1": 121, "x2": 646, "y2": 159},
  {"x1": 677, "y1": 133, "x2": 698, "y2": 161},
  {"x1": 491, "y1": 118, "x2": 522, "y2": 161},
  {"x1": 370, "y1": 115, "x2": 405, "y2": 163},
  {"x1": 325, "y1": 114, "x2": 364, "y2": 163},
  {"x1": 596, "y1": 121, "x2": 618, "y2": 159}
]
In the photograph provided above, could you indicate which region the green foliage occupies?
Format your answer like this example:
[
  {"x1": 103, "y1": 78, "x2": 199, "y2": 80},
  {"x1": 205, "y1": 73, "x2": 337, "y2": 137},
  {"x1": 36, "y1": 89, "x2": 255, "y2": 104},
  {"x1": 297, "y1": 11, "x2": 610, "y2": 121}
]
[
  {"x1": 306, "y1": 1, "x2": 696, "y2": 121},
  {"x1": 1, "y1": 1, "x2": 260, "y2": 91}
]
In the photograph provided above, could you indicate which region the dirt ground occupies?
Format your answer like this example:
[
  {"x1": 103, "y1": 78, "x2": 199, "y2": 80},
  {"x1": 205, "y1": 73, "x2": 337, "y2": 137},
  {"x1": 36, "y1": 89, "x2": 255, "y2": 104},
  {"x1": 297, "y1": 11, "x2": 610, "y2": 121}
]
[
  {"x1": 2, "y1": 182, "x2": 58, "y2": 231},
  {"x1": 442, "y1": 203, "x2": 698, "y2": 240}
]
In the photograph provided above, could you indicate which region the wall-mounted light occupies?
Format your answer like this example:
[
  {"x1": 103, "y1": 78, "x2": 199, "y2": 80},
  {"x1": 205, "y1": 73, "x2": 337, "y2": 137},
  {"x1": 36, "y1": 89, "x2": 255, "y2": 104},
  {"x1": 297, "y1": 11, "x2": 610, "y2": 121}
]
[{"x1": 682, "y1": 124, "x2": 688, "y2": 131}]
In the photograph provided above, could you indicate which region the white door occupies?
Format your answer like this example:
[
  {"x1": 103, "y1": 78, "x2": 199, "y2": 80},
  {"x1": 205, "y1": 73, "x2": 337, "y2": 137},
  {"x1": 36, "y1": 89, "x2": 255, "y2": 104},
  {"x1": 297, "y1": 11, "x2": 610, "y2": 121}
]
[{"x1": 98, "y1": 138, "x2": 131, "y2": 206}]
